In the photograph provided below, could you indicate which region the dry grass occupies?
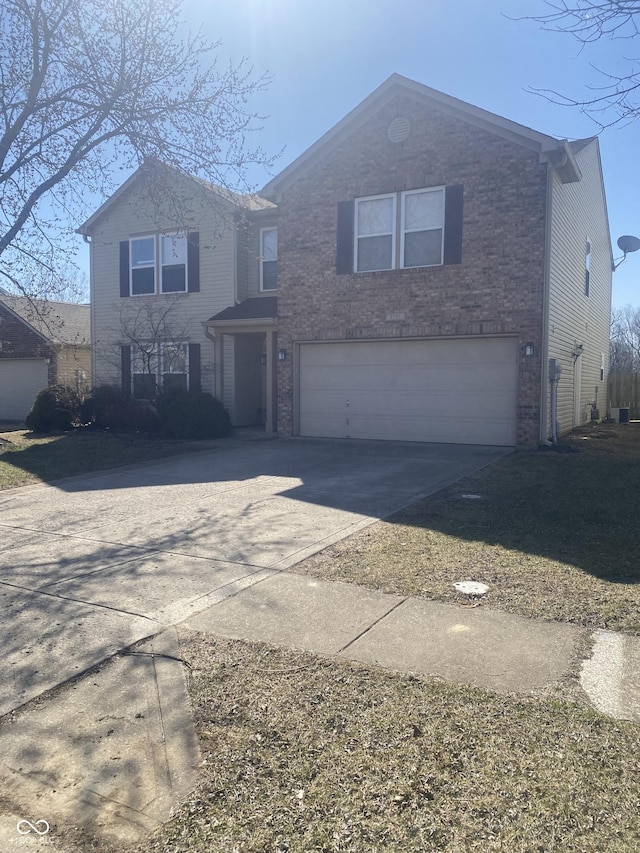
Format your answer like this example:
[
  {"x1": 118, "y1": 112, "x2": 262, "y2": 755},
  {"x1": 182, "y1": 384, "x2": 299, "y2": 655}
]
[
  {"x1": 0, "y1": 429, "x2": 208, "y2": 489},
  {"x1": 299, "y1": 424, "x2": 640, "y2": 633},
  {"x1": 121, "y1": 635, "x2": 640, "y2": 853}
]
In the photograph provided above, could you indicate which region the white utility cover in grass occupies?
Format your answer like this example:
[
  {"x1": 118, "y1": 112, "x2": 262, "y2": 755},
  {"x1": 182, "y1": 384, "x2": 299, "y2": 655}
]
[
  {"x1": 453, "y1": 581, "x2": 490, "y2": 596},
  {"x1": 298, "y1": 338, "x2": 518, "y2": 446},
  {"x1": 0, "y1": 358, "x2": 48, "y2": 421}
]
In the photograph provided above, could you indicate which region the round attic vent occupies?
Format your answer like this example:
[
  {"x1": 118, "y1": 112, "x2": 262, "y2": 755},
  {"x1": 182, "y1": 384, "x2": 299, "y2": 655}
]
[{"x1": 387, "y1": 117, "x2": 410, "y2": 143}]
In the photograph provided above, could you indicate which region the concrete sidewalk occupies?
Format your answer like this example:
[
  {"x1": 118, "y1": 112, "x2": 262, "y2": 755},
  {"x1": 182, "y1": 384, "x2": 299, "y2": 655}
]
[{"x1": 2, "y1": 567, "x2": 640, "y2": 852}]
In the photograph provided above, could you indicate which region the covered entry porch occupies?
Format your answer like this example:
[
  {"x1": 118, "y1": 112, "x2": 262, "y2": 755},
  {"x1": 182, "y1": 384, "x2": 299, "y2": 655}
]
[{"x1": 206, "y1": 297, "x2": 278, "y2": 433}]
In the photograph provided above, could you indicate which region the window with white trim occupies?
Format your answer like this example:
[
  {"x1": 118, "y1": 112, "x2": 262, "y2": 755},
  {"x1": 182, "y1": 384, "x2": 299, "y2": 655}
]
[
  {"x1": 260, "y1": 227, "x2": 278, "y2": 291},
  {"x1": 161, "y1": 233, "x2": 187, "y2": 293},
  {"x1": 131, "y1": 342, "x2": 189, "y2": 398},
  {"x1": 355, "y1": 193, "x2": 396, "y2": 272},
  {"x1": 129, "y1": 233, "x2": 188, "y2": 296},
  {"x1": 401, "y1": 188, "x2": 444, "y2": 268},
  {"x1": 131, "y1": 237, "x2": 156, "y2": 295},
  {"x1": 585, "y1": 239, "x2": 591, "y2": 297},
  {"x1": 354, "y1": 187, "x2": 445, "y2": 272}
]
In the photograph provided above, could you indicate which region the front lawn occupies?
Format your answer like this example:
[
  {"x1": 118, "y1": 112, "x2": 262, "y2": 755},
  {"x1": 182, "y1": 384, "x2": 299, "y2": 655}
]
[
  {"x1": 300, "y1": 423, "x2": 640, "y2": 633},
  {"x1": 0, "y1": 429, "x2": 209, "y2": 489},
  {"x1": 12, "y1": 423, "x2": 640, "y2": 853}
]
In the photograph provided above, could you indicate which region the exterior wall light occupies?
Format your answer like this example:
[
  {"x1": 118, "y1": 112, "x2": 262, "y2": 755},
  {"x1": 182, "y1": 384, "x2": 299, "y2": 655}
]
[
  {"x1": 524, "y1": 342, "x2": 534, "y2": 357},
  {"x1": 277, "y1": 349, "x2": 287, "y2": 361}
]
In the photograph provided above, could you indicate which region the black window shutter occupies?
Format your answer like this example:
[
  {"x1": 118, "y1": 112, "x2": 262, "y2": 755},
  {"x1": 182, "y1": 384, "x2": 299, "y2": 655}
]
[
  {"x1": 443, "y1": 185, "x2": 463, "y2": 265},
  {"x1": 119, "y1": 241, "x2": 130, "y2": 297},
  {"x1": 121, "y1": 345, "x2": 132, "y2": 397},
  {"x1": 187, "y1": 231, "x2": 200, "y2": 292},
  {"x1": 336, "y1": 200, "x2": 354, "y2": 274},
  {"x1": 188, "y1": 343, "x2": 201, "y2": 393}
]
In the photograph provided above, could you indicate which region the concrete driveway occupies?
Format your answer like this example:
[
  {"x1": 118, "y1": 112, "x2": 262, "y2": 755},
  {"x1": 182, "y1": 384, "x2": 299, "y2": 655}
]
[{"x1": 0, "y1": 436, "x2": 511, "y2": 716}]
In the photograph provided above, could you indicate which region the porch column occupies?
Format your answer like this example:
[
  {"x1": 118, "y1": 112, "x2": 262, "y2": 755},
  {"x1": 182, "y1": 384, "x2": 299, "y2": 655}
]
[
  {"x1": 214, "y1": 332, "x2": 223, "y2": 402},
  {"x1": 265, "y1": 330, "x2": 276, "y2": 433}
]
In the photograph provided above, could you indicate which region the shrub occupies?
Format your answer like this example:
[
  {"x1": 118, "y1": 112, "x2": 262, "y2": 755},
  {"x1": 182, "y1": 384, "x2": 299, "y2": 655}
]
[
  {"x1": 157, "y1": 390, "x2": 232, "y2": 439},
  {"x1": 25, "y1": 385, "x2": 82, "y2": 433},
  {"x1": 80, "y1": 385, "x2": 160, "y2": 433}
]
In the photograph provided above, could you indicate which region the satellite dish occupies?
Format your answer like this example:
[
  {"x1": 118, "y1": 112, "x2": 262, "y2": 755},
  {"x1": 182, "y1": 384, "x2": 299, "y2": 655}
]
[{"x1": 617, "y1": 235, "x2": 640, "y2": 254}]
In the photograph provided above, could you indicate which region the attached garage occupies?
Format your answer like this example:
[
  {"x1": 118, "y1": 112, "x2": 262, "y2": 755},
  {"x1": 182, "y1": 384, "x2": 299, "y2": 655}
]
[
  {"x1": 0, "y1": 359, "x2": 49, "y2": 421},
  {"x1": 298, "y1": 337, "x2": 518, "y2": 446}
]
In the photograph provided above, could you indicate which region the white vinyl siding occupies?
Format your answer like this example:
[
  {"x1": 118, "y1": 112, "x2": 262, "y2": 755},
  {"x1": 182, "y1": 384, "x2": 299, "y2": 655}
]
[
  {"x1": 547, "y1": 140, "x2": 612, "y2": 437},
  {"x1": 89, "y1": 169, "x2": 237, "y2": 395}
]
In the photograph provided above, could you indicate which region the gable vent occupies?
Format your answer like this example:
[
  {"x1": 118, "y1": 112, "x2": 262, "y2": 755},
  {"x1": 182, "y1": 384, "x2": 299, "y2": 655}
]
[{"x1": 387, "y1": 117, "x2": 410, "y2": 143}]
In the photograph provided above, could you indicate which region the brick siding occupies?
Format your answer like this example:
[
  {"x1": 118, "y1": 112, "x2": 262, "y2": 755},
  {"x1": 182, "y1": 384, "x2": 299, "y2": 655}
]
[{"x1": 274, "y1": 94, "x2": 547, "y2": 446}]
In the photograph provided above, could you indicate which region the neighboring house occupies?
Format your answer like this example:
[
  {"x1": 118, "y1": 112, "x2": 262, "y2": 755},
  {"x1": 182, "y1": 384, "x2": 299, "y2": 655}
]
[
  {"x1": 79, "y1": 74, "x2": 612, "y2": 447},
  {"x1": 0, "y1": 293, "x2": 91, "y2": 422}
]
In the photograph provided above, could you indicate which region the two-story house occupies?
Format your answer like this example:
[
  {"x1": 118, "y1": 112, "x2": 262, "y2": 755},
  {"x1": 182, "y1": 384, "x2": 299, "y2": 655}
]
[{"x1": 80, "y1": 74, "x2": 612, "y2": 447}]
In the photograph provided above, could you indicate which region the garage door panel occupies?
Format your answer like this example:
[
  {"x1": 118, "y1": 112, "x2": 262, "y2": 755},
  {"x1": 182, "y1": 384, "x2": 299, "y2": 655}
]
[
  {"x1": 0, "y1": 359, "x2": 48, "y2": 421},
  {"x1": 299, "y1": 339, "x2": 517, "y2": 446}
]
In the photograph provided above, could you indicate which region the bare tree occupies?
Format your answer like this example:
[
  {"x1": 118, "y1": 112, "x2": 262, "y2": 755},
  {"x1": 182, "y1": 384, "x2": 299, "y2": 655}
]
[
  {"x1": 94, "y1": 296, "x2": 194, "y2": 400},
  {"x1": 522, "y1": 2, "x2": 640, "y2": 127},
  {"x1": 0, "y1": 0, "x2": 273, "y2": 299},
  {"x1": 610, "y1": 304, "x2": 640, "y2": 370}
]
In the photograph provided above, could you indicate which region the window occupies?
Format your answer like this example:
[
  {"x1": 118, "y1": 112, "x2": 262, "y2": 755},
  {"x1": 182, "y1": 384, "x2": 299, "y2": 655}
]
[
  {"x1": 161, "y1": 233, "x2": 187, "y2": 293},
  {"x1": 121, "y1": 232, "x2": 198, "y2": 297},
  {"x1": 260, "y1": 227, "x2": 278, "y2": 290},
  {"x1": 353, "y1": 187, "x2": 446, "y2": 272},
  {"x1": 585, "y1": 240, "x2": 591, "y2": 297},
  {"x1": 401, "y1": 188, "x2": 444, "y2": 268},
  {"x1": 131, "y1": 342, "x2": 188, "y2": 398},
  {"x1": 355, "y1": 194, "x2": 396, "y2": 272},
  {"x1": 131, "y1": 237, "x2": 155, "y2": 295},
  {"x1": 161, "y1": 342, "x2": 188, "y2": 392}
]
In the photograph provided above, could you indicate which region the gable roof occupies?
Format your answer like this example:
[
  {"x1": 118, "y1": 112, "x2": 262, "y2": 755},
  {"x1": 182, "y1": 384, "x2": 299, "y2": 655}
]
[
  {"x1": 263, "y1": 73, "x2": 582, "y2": 198},
  {"x1": 77, "y1": 159, "x2": 275, "y2": 235},
  {"x1": 0, "y1": 295, "x2": 90, "y2": 345}
]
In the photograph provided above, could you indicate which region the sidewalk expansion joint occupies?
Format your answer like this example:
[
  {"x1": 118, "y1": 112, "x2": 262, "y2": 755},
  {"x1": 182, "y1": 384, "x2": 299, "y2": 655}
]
[
  {"x1": 336, "y1": 597, "x2": 408, "y2": 655},
  {"x1": 0, "y1": 579, "x2": 161, "y2": 623}
]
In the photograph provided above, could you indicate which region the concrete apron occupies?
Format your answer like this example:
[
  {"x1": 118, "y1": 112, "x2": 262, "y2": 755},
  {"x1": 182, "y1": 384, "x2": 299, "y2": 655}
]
[{"x1": 0, "y1": 628, "x2": 199, "y2": 852}]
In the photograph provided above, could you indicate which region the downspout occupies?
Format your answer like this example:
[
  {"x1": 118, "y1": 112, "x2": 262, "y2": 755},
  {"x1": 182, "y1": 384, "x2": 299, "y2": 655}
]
[
  {"x1": 540, "y1": 162, "x2": 554, "y2": 444},
  {"x1": 82, "y1": 232, "x2": 96, "y2": 388},
  {"x1": 203, "y1": 323, "x2": 217, "y2": 399}
]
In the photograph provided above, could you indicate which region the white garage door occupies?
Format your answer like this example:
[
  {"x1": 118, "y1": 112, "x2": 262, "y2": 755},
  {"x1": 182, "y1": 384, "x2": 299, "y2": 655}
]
[
  {"x1": 299, "y1": 338, "x2": 518, "y2": 446},
  {"x1": 0, "y1": 359, "x2": 49, "y2": 421}
]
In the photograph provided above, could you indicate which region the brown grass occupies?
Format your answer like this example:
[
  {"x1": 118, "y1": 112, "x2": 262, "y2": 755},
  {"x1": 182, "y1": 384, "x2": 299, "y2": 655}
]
[{"x1": 298, "y1": 424, "x2": 640, "y2": 633}]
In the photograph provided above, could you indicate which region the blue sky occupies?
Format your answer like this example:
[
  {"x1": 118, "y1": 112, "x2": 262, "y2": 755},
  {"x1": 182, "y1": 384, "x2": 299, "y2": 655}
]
[{"x1": 175, "y1": 0, "x2": 640, "y2": 308}]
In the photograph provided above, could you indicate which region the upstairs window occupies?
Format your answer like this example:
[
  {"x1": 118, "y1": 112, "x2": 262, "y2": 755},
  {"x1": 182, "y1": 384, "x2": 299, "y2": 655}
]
[
  {"x1": 401, "y1": 188, "x2": 444, "y2": 268},
  {"x1": 260, "y1": 227, "x2": 278, "y2": 291},
  {"x1": 340, "y1": 185, "x2": 460, "y2": 274},
  {"x1": 161, "y1": 233, "x2": 187, "y2": 293},
  {"x1": 120, "y1": 232, "x2": 199, "y2": 297},
  {"x1": 355, "y1": 194, "x2": 396, "y2": 272},
  {"x1": 130, "y1": 237, "x2": 155, "y2": 295},
  {"x1": 585, "y1": 240, "x2": 591, "y2": 297}
]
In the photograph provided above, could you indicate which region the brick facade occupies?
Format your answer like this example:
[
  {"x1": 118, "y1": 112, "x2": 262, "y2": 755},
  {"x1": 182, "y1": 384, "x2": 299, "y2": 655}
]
[{"x1": 274, "y1": 94, "x2": 548, "y2": 446}]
